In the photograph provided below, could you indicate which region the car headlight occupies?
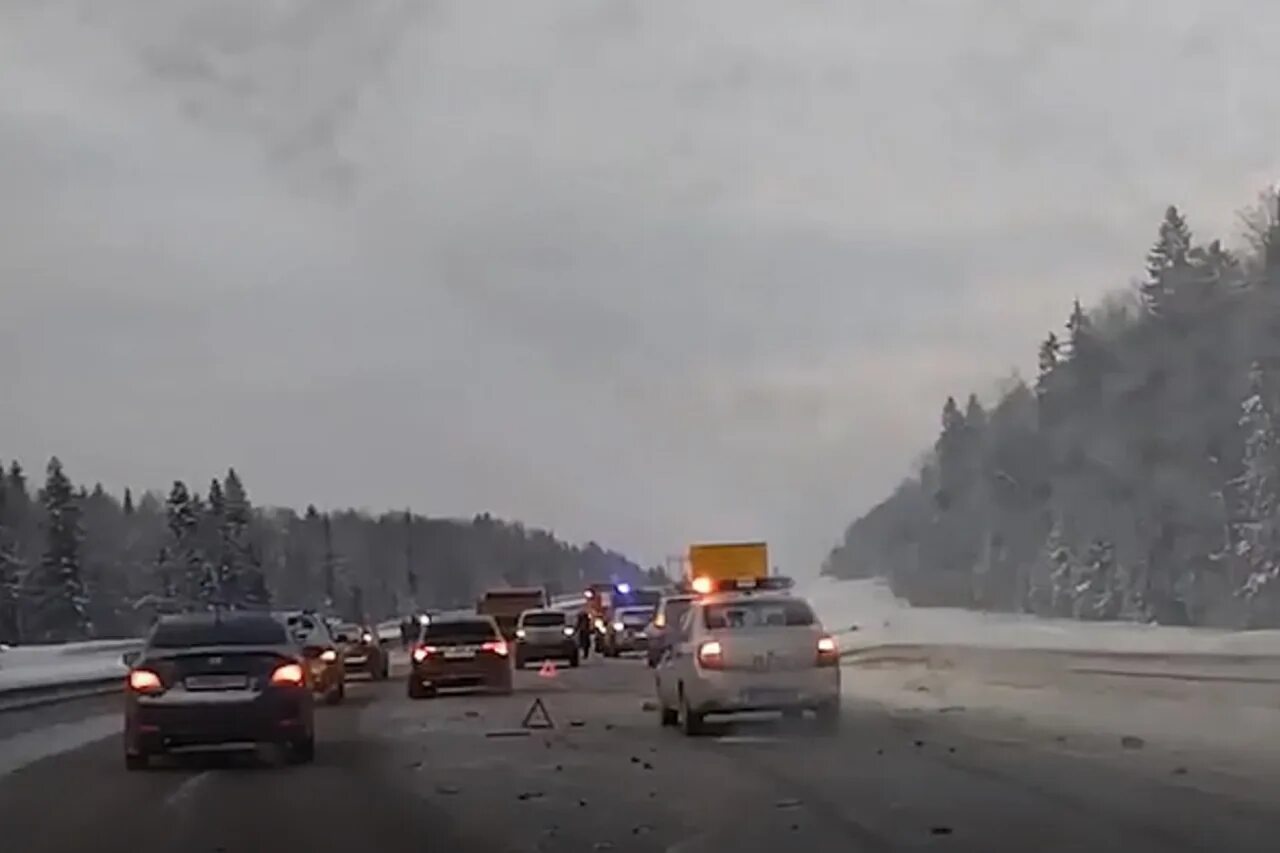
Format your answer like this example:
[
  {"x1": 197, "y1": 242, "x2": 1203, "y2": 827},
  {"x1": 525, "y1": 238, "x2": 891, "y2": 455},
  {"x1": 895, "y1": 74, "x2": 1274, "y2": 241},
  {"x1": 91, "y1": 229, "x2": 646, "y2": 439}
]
[
  {"x1": 516, "y1": 628, "x2": 527, "y2": 639},
  {"x1": 593, "y1": 618, "x2": 606, "y2": 632},
  {"x1": 562, "y1": 626, "x2": 576, "y2": 637},
  {"x1": 320, "y1": 649, "x2": 338, "y2": 663},
  {"x1": 362, "y1": 632, "x2": 374, "y2": 644},
  {"x1": 613, "y1": 622, "x2": 625, "y2": 632}
]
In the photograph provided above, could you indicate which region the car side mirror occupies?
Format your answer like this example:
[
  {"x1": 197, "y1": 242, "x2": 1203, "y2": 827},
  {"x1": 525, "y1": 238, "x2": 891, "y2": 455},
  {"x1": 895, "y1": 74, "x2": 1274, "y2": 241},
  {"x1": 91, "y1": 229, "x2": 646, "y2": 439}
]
[{"x1": 122, "y1": 651, "x2": 140, "y2": 667}]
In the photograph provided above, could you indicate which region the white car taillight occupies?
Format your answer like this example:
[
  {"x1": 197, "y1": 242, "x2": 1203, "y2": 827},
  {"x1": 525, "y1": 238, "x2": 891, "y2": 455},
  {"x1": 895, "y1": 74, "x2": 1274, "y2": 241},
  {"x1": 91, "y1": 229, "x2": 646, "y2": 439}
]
[
  {"x1": 697, "y1": 640, "x2": 724, "y2": 669},
  {"x1": 816, "y1": 635, "x2": 839, "y2": 667}
]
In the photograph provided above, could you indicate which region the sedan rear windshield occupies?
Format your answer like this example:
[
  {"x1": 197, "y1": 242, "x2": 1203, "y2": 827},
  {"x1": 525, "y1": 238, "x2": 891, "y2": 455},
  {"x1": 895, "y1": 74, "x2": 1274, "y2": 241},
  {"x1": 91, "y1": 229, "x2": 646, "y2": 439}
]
[
  {"x1": 703, "y1": 599, "x2": 816, "y2": 630},
  {"x1": 420, "y1": 620, "x2": 498, "y2": 644},
  {"x1": 150, "y1": 617, "x2": 288, "y2": 648},
  {"x1": 522, "y1": 612, "x2": 565, "y2": 627}
]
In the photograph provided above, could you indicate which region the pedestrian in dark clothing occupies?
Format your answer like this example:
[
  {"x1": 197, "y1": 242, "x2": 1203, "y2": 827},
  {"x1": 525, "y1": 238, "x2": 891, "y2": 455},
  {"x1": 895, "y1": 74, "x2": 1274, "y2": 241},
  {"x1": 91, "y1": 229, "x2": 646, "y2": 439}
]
[{"x1": 575, "y1": 610, "x2": 592, "y2": 660}]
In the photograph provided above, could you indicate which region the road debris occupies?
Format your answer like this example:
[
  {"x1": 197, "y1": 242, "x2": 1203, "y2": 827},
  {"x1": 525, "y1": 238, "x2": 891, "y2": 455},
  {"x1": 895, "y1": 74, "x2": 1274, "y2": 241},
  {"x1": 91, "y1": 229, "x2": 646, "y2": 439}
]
[{"x1": 1121, "y1": 735, "x2": 1146, "y2": 750}]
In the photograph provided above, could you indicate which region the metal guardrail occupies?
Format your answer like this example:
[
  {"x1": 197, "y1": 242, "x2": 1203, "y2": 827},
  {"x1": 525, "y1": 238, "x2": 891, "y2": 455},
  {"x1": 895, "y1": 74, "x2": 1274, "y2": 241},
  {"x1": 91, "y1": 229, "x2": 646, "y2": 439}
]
[{"x1": 0, "y1": 675, "x2": 123, "y2": 714}]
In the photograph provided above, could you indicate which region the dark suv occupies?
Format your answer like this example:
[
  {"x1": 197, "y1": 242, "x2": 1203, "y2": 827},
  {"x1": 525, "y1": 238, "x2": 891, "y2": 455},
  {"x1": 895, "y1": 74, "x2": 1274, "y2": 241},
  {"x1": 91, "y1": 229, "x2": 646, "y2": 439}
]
[
  {"x1": 408, "y1": 615, "x2": 513, "y2": 698},
  {"x1": 122, "y1": 612, "x2": 315, "y2": 770}
]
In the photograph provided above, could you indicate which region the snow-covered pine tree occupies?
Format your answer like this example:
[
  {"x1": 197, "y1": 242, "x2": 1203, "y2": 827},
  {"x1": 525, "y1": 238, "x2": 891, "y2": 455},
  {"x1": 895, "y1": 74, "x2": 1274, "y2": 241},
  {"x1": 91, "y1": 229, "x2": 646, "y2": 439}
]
[
  {"x1": 1075, "y1": 539, "x2": 1120, "y2": 621},
  {"x1": 0, "y1": 464, "x2": 24, "y2": 643},
  {"x1": 222, "y1": 469, "x2": 267, "y2": 607},
  {"x1": 1141, "y1": 205, "x2": 1194, "y2": 318},
  {"x1": 1233, "y1": 362, "x2": 1280, "y2": 619},
  {"x1": 1043, "y1": 520, "x2": 1081, "y2": 618},
  {"x1": 31, "y1": 458, "x2": 89, "y2": 641},
  {"x1": 321, "y1": 512, "x2": 338, "y2": 611},
  {"x1": 206, "y1": 478, "x2": 232, "y2": 605},
  {"x1": 165, "y1": 480, "x2": 211, "y2": 610}
]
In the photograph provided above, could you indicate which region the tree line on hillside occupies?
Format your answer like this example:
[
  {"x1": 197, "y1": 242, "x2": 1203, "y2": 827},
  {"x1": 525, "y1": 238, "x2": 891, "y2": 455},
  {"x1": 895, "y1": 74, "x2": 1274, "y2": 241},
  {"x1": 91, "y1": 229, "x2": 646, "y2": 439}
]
[
  {"x1": 823, "y1": 189, "x2": 1280, "y2": 629},
  {"x1": 0, "y1": 459, "x2": 648, "y2": 644}
]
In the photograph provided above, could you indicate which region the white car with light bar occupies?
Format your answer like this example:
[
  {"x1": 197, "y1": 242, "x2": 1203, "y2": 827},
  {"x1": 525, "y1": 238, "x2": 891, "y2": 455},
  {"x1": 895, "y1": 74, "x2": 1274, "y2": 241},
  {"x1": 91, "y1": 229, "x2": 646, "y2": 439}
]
[{"x1": 652, "y1": 581, "x2": 840, "y2": 735}]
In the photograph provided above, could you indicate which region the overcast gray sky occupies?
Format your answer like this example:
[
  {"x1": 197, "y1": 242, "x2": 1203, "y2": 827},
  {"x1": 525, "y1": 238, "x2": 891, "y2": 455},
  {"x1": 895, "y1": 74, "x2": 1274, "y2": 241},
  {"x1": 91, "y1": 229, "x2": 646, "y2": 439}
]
[{"x1": 3, "y1": 1, "x2": 1280, "y2": 573}]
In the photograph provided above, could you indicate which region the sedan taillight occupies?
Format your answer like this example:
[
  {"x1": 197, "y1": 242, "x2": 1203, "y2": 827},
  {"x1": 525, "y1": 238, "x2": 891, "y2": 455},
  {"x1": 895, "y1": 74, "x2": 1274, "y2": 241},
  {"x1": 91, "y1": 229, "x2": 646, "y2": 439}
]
[
  {"x1": 482, "y1": 640, "x2": 509, "y2": 657},
  {"x1": 412, "y1": 645, "x2": 438, "y2": 663},
  {"x1": 270, "y1": 663, "x2": 306, "y2": 686},
  {"x1": 127, "y1": 668, "x2": 165, "y2": 694}
]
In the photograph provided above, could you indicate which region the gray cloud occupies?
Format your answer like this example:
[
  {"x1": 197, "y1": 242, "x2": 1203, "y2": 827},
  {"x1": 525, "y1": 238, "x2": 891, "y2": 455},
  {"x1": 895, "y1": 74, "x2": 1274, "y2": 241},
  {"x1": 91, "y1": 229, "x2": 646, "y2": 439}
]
[{"x1": 4, "y1": 1, "x2": 1280, "y2": 572}]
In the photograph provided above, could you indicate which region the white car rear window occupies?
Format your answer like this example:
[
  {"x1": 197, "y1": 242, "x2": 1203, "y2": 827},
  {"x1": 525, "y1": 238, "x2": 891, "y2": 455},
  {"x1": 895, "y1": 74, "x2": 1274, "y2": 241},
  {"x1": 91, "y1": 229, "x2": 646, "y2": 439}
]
[{"x1": 703, "y1": 599, "x2": 815, "y2": 629}]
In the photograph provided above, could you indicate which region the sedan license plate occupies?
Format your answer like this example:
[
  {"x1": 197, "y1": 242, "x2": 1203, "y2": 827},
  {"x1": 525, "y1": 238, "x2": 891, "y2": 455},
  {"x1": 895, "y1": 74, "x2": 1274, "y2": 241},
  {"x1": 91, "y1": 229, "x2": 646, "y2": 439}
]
[
  {"x1": 185, "y1": 674, "x2": 248, "y2": 690},
  {"x1": 742, "y1": 688, "x2": 797, "y2": 705},
  {"x1": 444, "y1": 648, "x2": 476, "y2": 660}
]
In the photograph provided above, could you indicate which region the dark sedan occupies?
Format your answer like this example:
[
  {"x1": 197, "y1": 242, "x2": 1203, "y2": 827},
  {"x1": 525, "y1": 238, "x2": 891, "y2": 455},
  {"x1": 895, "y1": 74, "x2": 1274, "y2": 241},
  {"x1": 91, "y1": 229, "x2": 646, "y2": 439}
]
[
  {"x1": 333, "y1": 622, "x2": 390, "y2": 680},
  {"x1": 123, "y1": 612, "x2": 315, "y2": 770}
]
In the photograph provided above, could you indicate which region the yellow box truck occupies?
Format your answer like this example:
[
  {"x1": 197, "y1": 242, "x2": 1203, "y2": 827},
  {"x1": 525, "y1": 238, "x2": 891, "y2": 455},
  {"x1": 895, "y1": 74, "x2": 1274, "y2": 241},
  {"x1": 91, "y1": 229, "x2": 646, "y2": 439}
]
[{"x1": 687, "y1": 542, "x2": 768, "y2": 593}]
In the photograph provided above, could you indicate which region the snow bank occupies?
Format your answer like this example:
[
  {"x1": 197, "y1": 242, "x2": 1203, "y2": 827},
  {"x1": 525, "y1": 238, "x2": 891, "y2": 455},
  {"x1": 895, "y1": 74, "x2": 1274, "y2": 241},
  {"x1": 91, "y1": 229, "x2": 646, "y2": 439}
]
[{"x1": 802, "y1": 576, "x2": 1280, "y2": 656}]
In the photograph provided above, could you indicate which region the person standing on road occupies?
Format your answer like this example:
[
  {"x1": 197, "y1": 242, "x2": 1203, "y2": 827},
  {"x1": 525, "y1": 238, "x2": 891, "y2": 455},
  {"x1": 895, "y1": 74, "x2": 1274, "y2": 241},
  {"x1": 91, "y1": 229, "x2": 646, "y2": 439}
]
[{"x1": 575, "y1": 610, "x2": 592, "y2": 660}]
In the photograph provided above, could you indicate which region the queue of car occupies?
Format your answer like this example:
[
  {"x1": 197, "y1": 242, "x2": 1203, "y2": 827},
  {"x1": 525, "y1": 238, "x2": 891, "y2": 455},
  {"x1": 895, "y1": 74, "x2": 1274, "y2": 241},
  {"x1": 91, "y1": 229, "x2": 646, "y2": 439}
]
[{"x1": 118, "y1": 567, "x2": 841, "y2": 770}]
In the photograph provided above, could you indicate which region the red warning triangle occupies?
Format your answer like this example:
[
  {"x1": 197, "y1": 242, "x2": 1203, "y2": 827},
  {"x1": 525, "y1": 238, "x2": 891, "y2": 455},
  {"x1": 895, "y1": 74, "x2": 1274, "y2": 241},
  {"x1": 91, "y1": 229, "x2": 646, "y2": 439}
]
[
  {"x1": 521, "y1": 697, "x2": 555, "y2": 729},
  {"x1": 538, "y1": 659, "x2": 558, "y2": 678}
]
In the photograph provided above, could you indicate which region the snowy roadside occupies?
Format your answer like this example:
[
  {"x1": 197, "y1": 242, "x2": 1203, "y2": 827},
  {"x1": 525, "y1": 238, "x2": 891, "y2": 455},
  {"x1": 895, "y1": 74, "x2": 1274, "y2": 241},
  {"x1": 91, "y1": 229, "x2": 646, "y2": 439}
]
[
  {"x1": 805, "y1": 576, "x2": 1280, "y2": 655},
  {"x1": 809, "y1": 577, "x2": 1280, "y2": 804},
  {"x1": 0, "y1": 641, "x2": 136, "y2": 694},
  {"x1": 841, "y1": 646, "x2": 1280, "y2": 806}
]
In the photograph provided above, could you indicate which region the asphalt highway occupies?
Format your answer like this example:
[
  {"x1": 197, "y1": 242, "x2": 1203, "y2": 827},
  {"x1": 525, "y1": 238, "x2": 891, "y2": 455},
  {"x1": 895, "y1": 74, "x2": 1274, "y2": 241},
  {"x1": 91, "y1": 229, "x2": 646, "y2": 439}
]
[{"x1": 1, "y1": 654, "x2": 1277, "y2": 852}]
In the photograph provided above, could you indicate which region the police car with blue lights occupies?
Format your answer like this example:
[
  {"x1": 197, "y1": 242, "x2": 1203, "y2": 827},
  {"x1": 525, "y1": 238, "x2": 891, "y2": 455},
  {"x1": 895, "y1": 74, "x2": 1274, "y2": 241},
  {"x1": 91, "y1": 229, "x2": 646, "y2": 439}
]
[
  {"x1": 584, "y1": 582, "x2": 664, "y2": 654},
  {"x1": 652, "y1": 576, "x2": 841, "y2": 735}
]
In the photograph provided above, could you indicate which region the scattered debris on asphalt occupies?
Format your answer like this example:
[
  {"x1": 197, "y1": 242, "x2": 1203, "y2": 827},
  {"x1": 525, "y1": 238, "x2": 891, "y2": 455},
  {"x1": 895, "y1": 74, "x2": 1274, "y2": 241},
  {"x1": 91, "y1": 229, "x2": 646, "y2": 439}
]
[
  {"x1": 938, "y1": 705, "x2": 966, "y2": 714},
  {"x1": 1121, "y1": 735, "x2": 1146, "y2": 750},
  {"x1": 642, "y1": 701, "x2": 658, "y2": 712},
  {"x1": 775, "y1": 798, "x2": 803, "y2": 810},
  {"x1": 931, "y1": 826, "x2": 953, "y2": 836},
  {"x1": 435, "y1": 784, "x2": 460, "y2": 795},
  {"x1": 1172, "y1": 766, "x2": 1189, "y2": 776},
  {"x1": 517, "y1": 791, "x2": 545, "y2": 801}
]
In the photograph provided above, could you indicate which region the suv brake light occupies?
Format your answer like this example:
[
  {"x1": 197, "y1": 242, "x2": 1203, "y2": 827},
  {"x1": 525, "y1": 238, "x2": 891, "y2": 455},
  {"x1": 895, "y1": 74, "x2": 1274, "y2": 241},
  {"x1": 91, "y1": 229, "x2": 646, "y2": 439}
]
[
  {"x1": 127, "y1": 668, "x2": 164, "y2": 694},
  {"x1": 697, "y1": 640, "x2": 724, "y2": 669},
  {"x1": 816, "y1": 635, "x2": 839, "y2": 667},
  {"x1": 412, "y1": 645, "x2": 438, "y2": 663},
  {"x1": 482, "y1": 640, "x2": 509, "y2": 657},
  {"x1": 270, "y1": 663, "x2": 306, "y2": 686}
]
